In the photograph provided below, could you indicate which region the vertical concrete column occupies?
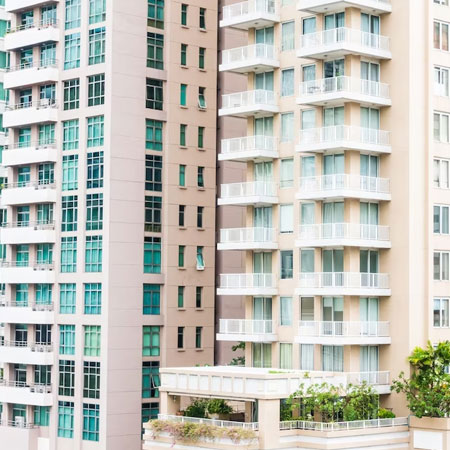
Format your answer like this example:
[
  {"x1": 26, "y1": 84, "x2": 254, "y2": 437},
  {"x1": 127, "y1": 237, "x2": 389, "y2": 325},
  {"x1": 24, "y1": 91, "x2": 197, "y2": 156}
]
[
  {"x1": 257, "y1": 398, "x2": 280, "y2": 449},
  {"x1": 159, "y1": 392, "x2": 180, "y2": 416}
]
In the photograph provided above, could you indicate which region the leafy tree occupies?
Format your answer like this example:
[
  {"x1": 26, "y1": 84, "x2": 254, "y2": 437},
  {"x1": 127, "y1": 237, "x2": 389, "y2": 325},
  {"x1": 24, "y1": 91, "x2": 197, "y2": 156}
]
[{"x1": 229, "y1": 341, "x2": 245, "y2": 366}]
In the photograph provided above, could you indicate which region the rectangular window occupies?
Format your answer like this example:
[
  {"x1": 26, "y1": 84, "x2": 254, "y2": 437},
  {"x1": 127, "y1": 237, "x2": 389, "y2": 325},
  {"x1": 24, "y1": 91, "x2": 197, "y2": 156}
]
[
  {"x1": 177, "y1": 326, "x2": 184, "y2": 348},
  {"x1": 63, "y1": 79, "x2": 79, "y2": 110},
  {"x1": 196, "y1": 287, "x2": 202, "y2": 308},
  {"x1": 88, "y1": 74, "x2": 105, "y2": 106},
  {"x1": 61, "y1": 196, "x2": 78, "y2": 232},
  {"x1": 64, "y1": 33, "x2": 81, "y2": 70},
  {"x1": 281, "y1": 112, "x2": 294, "y2": 142},
  {"x1": 300, "y1": 344, "x2": 314, "y2": 370},
  {"x1": 143, "y1": 284, "x2": 161, "y2": 315},
  {"x1": 82, "y1": 404, "x2": 100, "y2": 442},
  {"x1": 282, "y1": 21, "x2": 295, "y2": 51},
  {"x1": 280, "y1": 204, "x2": 294, "y2": 233},
  {"x1": 147, "y1": 32, "x2": 164, "y2": 69},
  {"x1": 34, "y1": 406, "x2": 50, "y2": 426},
  {"x1": 39, "y1": 124, "x2": 55, "y2": 146},
  {"x1": 195, "y1": 327, "x2": 202, "y2": 349},
  {"x1": 58, "y1": 401, "x2": 74, "y2": 438},
  {"x1": 145, "y1": 196, "x2": 162, "y2": 232},
  {"x1": 89, "y1": 0, "x2": 106, "y2": 24},
  {"x1": 60, "y1": 283, "x2": 76, "y2": 314},
  {"x1": 60, "y1": 237, "x2": 77, "y2": 273},
  {"x1": 144, "y1": 237, "x2": 161, "y2": 273},
  {"x1": 145, "y1": 155, "x2": 163, "y2": 191},
  {"x1": 86, "y1": 193, "x2": 103, "y2": 230},
  {"x1": 280, "y1": 297, "x2": 292, "y2": 326},
  {"x1": 181, "y1": 43, "x2": 187, "y2": 66},
  {"x1": 85, "y1": 236, "x2": 102, "y2": 272},
  {"x1": 146, "y1": 78, "x2": 163, "y2": 110},
  {"x1": 280, "y1": 158, "x2": 294, "y2": 188},
  {"x1": 434, "y1": 112, "x2": 449, "y2": 142},
  {"x1": 280, "y1": 343, "x2": 293, "y2": 369},
  {"x1": 435, "y1": 0, "x2": 449, "y2": 4},
  {"x1": 65, "y1": 0, "x2": 81, "y2": 29},
  {"x1": 179, "y1": 164, "x2": 186, "y2": 186},
  {"x1": 322, "y1": 346, "x2": 344, "y2": 372},
  {"x1": 59, "y1": 325, "x2": 76, "y2": 355},
  {"x1": 143, "y1": 326, "x2": 160, "y2": 356},
  {"x1": 83, "y1": 361, "x2": 100, "y2": 399},
  {"x1": 435, "y1": 66, "x2": 449, "y2": 97},
  {"x1": 148, "y1": 0, "x2": 164, "y2": 29},
  {"x1": 178, "y1": 245, "x2": 185, "y2": 267},
  {"x1": 84, "y1": 325, "x2": 101, "y2": 356},
  {"x1": 87, "y1": 116, "x2": 104, "y2": 147},
  {"x1": 199, "y1": 47, "x2": 205, "y2": 69},
  {"x1": 179, "y1": 205, "x2": 185, "y2": 227},
  {"x1": 84, "y1": 283, "x2": 102, "y2": 314},
  {"x1": 199, "y1": 7, "x2": 206, "y2": 29},
  {"x1": 196, "y1": 246, "x2": 204, "y2": 270},
  {"x1": 59, "y1": 359, "x2": 75, "y2": 396},
  {"x1": 181, "y1": 4, "x2": 188, "y2": 26},
  {"x1": 63, "y1": 119, "x2": 79, "y2": 150},
  {"x1": 197, "y1": 206, "x2": 204, "y2": 228},
  {"x1": 433, "y1": 298, "x2": 450, "y2": 327},
  {"x1": 434, "y1": 158, "x2": 450, "y2": 188},
  {"x1": 434, "y1": 20, "x2": 449, "y2": 51},
  {"x1": 197, "y1": 167, "x2": 204, "y2": 187},
  {"x1": 281, "y1": 68, "x2": 295, "y2": 96},
  {"x1": 180, "y1": 124, "x2": 187, "y2": 146},
  {"x1": 198, "y1": 87, "x2": 206, "y2": 108},
  {"x1": 89, "y1": 27, "x2": 106, "y2": 65},
  {"x1": 62, "y1": 155, "x2": 78, "y2": 190},
  {"x1": 178, "y1": 286, "x2": 184, "y2": 308},
  {"x1": 198, "y1": 126, "x2": 204, "y2": 148},
  {"x1": 143, "y1": 361, "x2": 160, "y2": 398},
  {"x1": 146, "y1": 119, "x2": 163, "y2": 150},
  {"x1": 434, "y1": 251, "x2": 450, "y2": 280},
  {"x1": 180, "y1": 84, "x2": 187, "y2": 106},
  {"x1": 434, "y1": 205, "x2": 450, "y2": 234},
  {"x1": 87, "y1": 151, "x2": 104, "y2": 188},
  {"x1": 281, "y1": 250, "x2": 293, "y2": 279}
]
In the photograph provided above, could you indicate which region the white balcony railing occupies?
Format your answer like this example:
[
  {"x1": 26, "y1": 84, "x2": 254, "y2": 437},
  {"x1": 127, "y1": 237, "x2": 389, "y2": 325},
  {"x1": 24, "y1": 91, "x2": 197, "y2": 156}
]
[
  {"x1": 3, "y1": 180, "x2": 55, "y2": 190},
  {"x1": 5, "y1": 99, "x2": 57, "y2": 111},
  {"x1": 223, "y1": 0, "x2": 276, "y2": 21},
  {"x1": 2, "y1": 221, "x2": 55, "y2": 230},
  {"x1": 0, "y1": 419, "x2": 38, "y2": 429},
  {"x1": 220, "y1": 181, "x2": 277, "y2": 199},
  {"x1": 221, "y1": 89, "x2": 276, "y2": 110},
  {"x1": 6, "y1": 59, "x2": 58, "y2": 73},
  {"x1": 158, "y1": 414, "x2": 259, "y2": 431},
  {"x1": 5, "y1": 140, "x2": 57, "y2": 151},
  {"x1": 0, "y1": 379, "x2": 52, "y2": 393},
  {"x1": 299, "y1": 321, "x2": 390, "y2": 338},
  {"x1": 219, "y1": 319, "x2": 275, "y2": 335},
  {"x1": 220, "y1": 135, "x2": 278, "y2": 161},
  {"x1": 7, "y1": 19, "x2": 58, "y2": 34},
  {"x1": 0, "y1": 340, "x2": 53, "y2": 352},
  {"x1": 219, "y1": 273, "x2": 276, "y2": 289},
  {"x1": 0, "y1": 261, "x2": 54, "y2": 270},
  {"x1": 220, "y1": 227, "x2": 276, "y2": 245},
  {"x1": 345, "y1": 371, "x2": 390, "y2": 386},
  {"x1": 222, "y1": 44, "x2": 276, "y2": 65},
  {"x1": 298, "y1": 223, "x2": 390, "y2": 242},
  {"x1": 298, "y1": 272, "x2": 390, "y2": 290},
  {"x1": 300, "y1": 28, "x2": 390, "y2": 53},
  {"x1": 299, "y1": 76, "x2": 390, "y2": 100},
  {"x1": 0, "y1": 299, "x2": 54, "y2": 311}
]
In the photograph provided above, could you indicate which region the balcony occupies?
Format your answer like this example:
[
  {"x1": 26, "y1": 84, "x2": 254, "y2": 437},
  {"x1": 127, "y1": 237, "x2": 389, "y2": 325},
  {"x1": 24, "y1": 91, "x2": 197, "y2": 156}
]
[
  {"x1": 0, "y1": 341, "x2": 53, "y2": 365},
  {"x1": 219, "y1": 90, "x2": 279, "y2": 118},
  {"x1": 5, "y1": 20, "x2": 59, "y2": 51},
  {"x1": 218, "y1": 227, "x2": 278, "y2": 250},
  {"x1": 296, "y1": 321, "x2": 391, "y2": 345},
  {"x1": 297, "y1": 0, "x2": 392, "y2": 14},
  {"x1": 219, "y1": 135, "x2": 278, "y2": 162},
  {"x1": 298, "y1": 28, "x2": 391, "y2": 60},
  {"x1": 2, "y1": 140, "x2": 58, "y2": 167},
  {"x1": 217, "y1": 319, "x2": 277, "y2": 343},
  {"x1": 346, "y1": 371, "x2": 391, "y2": 394},
  {"x1": 220, "y1": 44, "x2": 279, "y2": 73},
  {"x1": 218, "y1": 181, "x2": 278, "y2": 206},
  {"x1": 220, "y1": 0, "x2": 280, "y2": 29},
  {"x1": 1, "y1": 221, "x2": 56, "y2": 245},
  {"x1": 0, "y1": 262, "x2": 55, "y2": 284},
  {"x1": 296, "y1": 272, "x2": 391, "y2": 296},
  {"x1": 2, "y1": 181, "x2": 57, "y2": 206},
  {"x1": 296, "y1": 223, "x2": 391, "y2": 248},
  {"x1": 6, "y1": 0, "x2": 59, "y2": 12},
  {"x1": 0, "y1": 420, "x2": 40, "y2": 450},
  {"x1": 0, "y1": 380, "x2": 52, "y2": 406},
  {"x1": 4, "y1": 60, "x2": 59, "y2": 90},
  {"x1": 297, "y1": 77, "x2": 391, "y2": 107},
  {"x1": 217, "y1": 273, "x2": 277, "y2": 296},
  {"x1": 3, "y1": 100, "x2": 58, "y2": 128},
  {"x1": 297, "y1": 126, "x2": 391, "y2": 154},
  {"x1": 296, "y1": 175, "x2": 391, "y2": 201},
  {"x1": 0, "y1": 301, "x2": 54, "y2": 324}
]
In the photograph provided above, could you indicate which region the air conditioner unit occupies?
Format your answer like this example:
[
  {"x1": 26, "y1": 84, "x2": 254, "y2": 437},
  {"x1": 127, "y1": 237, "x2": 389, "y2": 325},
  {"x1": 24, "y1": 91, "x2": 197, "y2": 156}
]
[
  {"x1": 15, "y1": 416, "x2": 25, "y2": 428},
  {"x1": 40, "y1": 98, "x2": 50, "y2": 107}
]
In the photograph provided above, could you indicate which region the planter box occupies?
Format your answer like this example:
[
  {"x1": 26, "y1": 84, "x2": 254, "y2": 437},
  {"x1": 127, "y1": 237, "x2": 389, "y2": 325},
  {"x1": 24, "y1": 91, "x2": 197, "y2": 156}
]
[{"x1": 410, "y1": 417, "x2": 450, "y2": 450}]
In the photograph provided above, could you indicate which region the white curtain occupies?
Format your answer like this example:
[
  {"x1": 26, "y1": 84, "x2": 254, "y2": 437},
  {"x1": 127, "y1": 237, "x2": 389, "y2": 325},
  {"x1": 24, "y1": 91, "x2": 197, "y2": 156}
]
[
  {"x1": 280, "y1": 204, "x2": 293, "y2": 233},
  {"x1": 280, "y1": 343, "x2": 293, "y2": 369},
  {"x1": 301, "y1": 203, "x2": 315, "y2": 225},
  {"x1": 301, "y1": 156, "x2": 315, "y2": 177},
  {"x1": 280, "y1": 297, "x2": 292, "y2": 326},
  {"x1": 280, "y1": 159, "x2": 294, "y2": 187},
  {"x1": 302, "y1": 17, "x2": 316, "y2": 34},
  {"x1": 301, "y1": 249, "x2": 315, "y2": 273},
  {"x1": 281, "y1": 113, "x2": 294, "y2": 142},
  {"x1": 281, "y1": 21, "x2": 295, "y2": 51},
  {"x1": 301, "y1": 344, "x2": 314, "y2": 370},
  {"x1": 254, "y1": 207, "x2": 272, "y2": 227},
  {"x1": 301, "y1": 297, "x2": 314, "y2": 321},
  {"x1": 281, "y1": 69, "x2": 295, "y2": 96},
  {"x1": 301, "y1": 109, "x2": 315, "y2": 130}
]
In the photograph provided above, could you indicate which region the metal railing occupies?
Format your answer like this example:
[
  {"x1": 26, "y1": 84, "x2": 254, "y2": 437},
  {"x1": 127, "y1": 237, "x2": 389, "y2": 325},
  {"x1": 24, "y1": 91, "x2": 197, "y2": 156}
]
[
  {"x1": 298, "y1": 126, "x2": 390, "y2": 148},
  {"x1": 219, "y1": 319, "x2": 275, "y2": 335},
  {"x1": 0, "y1": 261, "x2": 54, "y2": 270},
  {"x1": 345, "y1": 371, "x2": 390, "y2": 386},
  {"x1": 298, "y1": 223, "x2": 390, "y2": 242},
  {"x1": 3, "y1": 180, "x2": 56, "y2": 189},
  {"x1": 6, "y1": 59, "x2": 58, "y2": 73},
  {"x1": 221, "y1": 89, "x2": 277, "y2": 110},
  {"x1": 0, "y1": 299, "x2": 54, "y2": 311},
  {"x1": 298, "y1": 272, "x2": 390, "y2": 289},
  {"x1": 222, "y1": 44, "x2": 277, "y2": 65},
  {"x1": 279, "y1": 417, "x2": 408, "y2": 431},
  {"x1": 7, "y1": 18, "x2": 59, "y2": 34},
  {"x1": 5, "y1": 139, "x2": 57, "y2": 150},
  {"x1": 299, "y1": 76, "x2": 390, "y2": 100},
  {"x1": 2, "y1": 220, "x2": 55, "y2": 230},
  {"x1": 220, "y1": 181, "x2": 277, "y2": 198},
  {"x1": 219, "y1": 273, "x2": 276, "y2": 289},
  {"x1": 5, "y1": 99, "x2": 57, "y2": 111},
  {"x1": 0, "y1": 419, "x2": 38, "y2": 429},
  {"x1": 221, "y1": 135, "x2": 277, "y2": 155},
  {"x1": 0, "y1": 379, "x2": 52, "y2": 393},
  {"x1": 300, "y1": 28, "x2": 390, "y2": 53},
  {"x1": 0, "y1": 340, "x2": 53, "y2": 352},
  {"x1": 223, "y1": 0, "x2": 277, "y2": 20},
  {"x1": 299, "y1": 174, "x2": 390, "y2": 195},
  {"x1": 299, "y1": 321, "x2": 390, "y2": 337},
  {"x1": 158, "y1": 414, "x2": 259, "y2": 431},
  {"x1": 220, "y1": 227, "x2": 276, "y2": 244}
]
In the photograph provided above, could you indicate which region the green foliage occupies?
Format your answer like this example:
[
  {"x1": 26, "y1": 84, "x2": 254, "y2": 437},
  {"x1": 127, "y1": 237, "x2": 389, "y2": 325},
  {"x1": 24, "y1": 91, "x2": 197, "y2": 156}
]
[
  {"x1": 378, "y1": 408, "x2": 396, "y2": 419},
  {"x1": 184, "y1": 399, "x2": 208, "y2": 418},
  {"x1": 280, "y1": 399, "x2": 292, "y2": 421},
  {"x1": 230, "y1": 341, "x2": 245, "y2": 366},
  {"x1": 206, "y1": 399, "x2": 233, "y2": 415},
  {"x1": 392, "y1": 340, "x2": 450, "y2": 418},
  {"x1": 184, "y1": 398, "x2": 233, "y2": 418}
]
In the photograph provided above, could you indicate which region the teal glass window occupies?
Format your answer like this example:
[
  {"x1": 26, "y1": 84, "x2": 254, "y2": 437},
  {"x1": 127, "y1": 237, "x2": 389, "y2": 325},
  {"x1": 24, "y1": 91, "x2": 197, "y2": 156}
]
[
  {"x1": 86, "y1": 193, "x2": 103, "y2": 231},
  {"x1": 63, "y1": 79, "x2": 79, "y2": 110},
  {"x1": 199, "y1": 47, "x2": 205, "y2": 69},
  {"x1": 180, "y1": 124, "x2": 186, "y2": 146},
  {"x1": 87, "y1": 116, "x2": 104, "y2": 147},
  {"x1": 146, "y1": 78, "x2": 163, "y2": 110},
  {"x1": 181, "y1": 43, "x2": 187, "y2": 65},
  {"x1": 62, "y1": 119, "x2": 79, "y2": 150},
  {"x1": 145, "y1": 155, "x2": 162, "y2": 191},
  {"x1": 59, "y1": 325, "x2": 75, "y2": 355},
  {"x1": 18, "y1": 128, "x2": 31, "y2": 148},
  {"x1": 148, "y1": 0, "x2": 164, "y2": 29},
  {"x1": 58, "y1": 401, "x2": 74, "y2": 438},
  {"x1": 198, "y1": 126, "x2": 204, "y2": 148},
  {"x1": 37, "y1": 204, "x2": 53, "y2": 226},
  {"x1": 61, "y1": 196, "x2": 78, "y2": 232},
  {"x1": 41, "y1": 5, "x2": 57, "y2": 25},
  {"x1": 60, "y1": 283, "x2": 76, "y2": 314},
  {"x1": 34, "y1": 406, "x2": 50, "y2": 426},
  {"x1": 181, "y1": 4, "x2": 188, "y2": 26},
  {"x1": 147, "y1": 32, "x2": 163, "y2": 69},
  {"x1": 38, "y1": 163, "x2": 54, "y2": 185},
  {"x1": 145, "y1": 196, "x2": 162, "y2": 232},
  {"x1": 85, "y1": 236, "x2": 102, "y2": 272},
  {"x1": 65, "y1": 0, "x2": 81, "y2": 29},
  {"x1": 59, "y1": 360, "x2": 75, "y2": 396},
  {"x1": 60, "y1": 236, "x2": 77, "y2": 273},
  {"x1": 83, "y1": 404, "x2": 100, "y2": 442},
  {"x1": 145, "y1": 120, "x2": 163, "y2": 150},
  {"x1": 179, "y1": 164, "x2": 186, "y2": 186},
  {"x1": 177, "y1": 286, "x2": 184, "y2": 308},
  {"x1": 83, "y1": 361, "x2": 100, "y2": 399},
  {"x1": 84, "y1": 283, "x2": 102, "y2": 314},
  {"x1": 87, "y1": 74, "x2": 105, "y2": 106},
  {"x1": 199, "y1": 7, "x2": 206, "y2": 29},
  {"x1": 84, "y1": 325, "x2": 101, "y2": 356},
  {"x1": 40, "y1": 43, "x2": 56, "y2": 67},
  {"x1": 15, "y1": 284, "x2": 28, "y2": 306},
  {"x1": 89, "y1": 27, "x2": 106, "y2": 65},
  {"x1": 144, "y1": 236, "x2": 161, "y2": 273},
  {"x1": 62, "y1": 155, "x2": 78, "y2": 190},
  {"x1": 64, "y1": 33, "x2": 80, "y2": 70},
  {"x1": 142, "y1": 361, "x2": 160, "y2": 398},
  {"x1": 196, "y1": 246, "x2": 205, "y2": 269},
  {"x1": 178, "y1": 245, "x2": 185, "y2": 267},
  {"x1": 18, "y1": 166, "x2": 31, "y2": 185},
  {"x1": 89, "y1": 0, "x2": 106, "y2": 24},
  {"x1": 143, "y1": 326, "x2": 160, "y2": 356},
  {"x1": 196, "y1": 326, "x2": 202, "y2": 348},
  {"x1": 35, "y1": 284, "x2": 52, "y2": 306},
  {"x1": 143, "y1": 284, "x2": 160, "y2": 315},
  {"x1": 37, "y1": 244, "x2": 53, "y2": 264},
  {"x1": 16, "y1": 245, "x2": 29, "y2": 267},
  {"x1": 180, "y1": 83, "x2": 187, "y2": 105},
  {"x1": 87, "y1": 152, "x2": 104, "y2": 188},
  {"x1": 39, "y1": 124, "x2": 55, "y2": 145}
]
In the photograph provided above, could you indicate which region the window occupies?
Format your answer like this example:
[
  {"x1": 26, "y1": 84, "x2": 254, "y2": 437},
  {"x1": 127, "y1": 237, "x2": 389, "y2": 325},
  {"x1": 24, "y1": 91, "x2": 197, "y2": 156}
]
[
  {"x1": 281, "y1": 112, "x2": 294, "y2": 142},
  {"x1": 85, "y1": 236, "x2": 102, "y2": 272},
  {"x1": 82, "y1": 404, "x2": 100, "y2": 442},
  {"x1": 179, "y1": 205, "x2": 185, "y2": 227},
  {"x1": 63, "y1": 79, "x2": 79, "y2": 110},
  {"x1": 197, "y1": 246, "x2": 205, "y2": 270},
  {"x1": 143, "y1": 361, "x2": 160, "y2": 398},
  {"x1": 143, "y1": 284, "x2": 161, "y2": 315},
  {"x1": 199, "y1": 7, "x2": 206, "y2": 29},
  {"x1": 59, "y1": 360, "x2": 75, "y2": 396},
  {"x1": 178, "y1": 245, "x2": 185, "y2": 267},
  {"x1": 434, "y1": 158, "x2": 450, "y2": 188},
  {"x1": 145, "y1": 155, "x2": 162, "y2": 191},
  {"x1": 148, "y1": 0, "x2": 164, "y2": 29},
  {"x1": 87, "y1": 116, "x2": 104, "y2": 147},
  {"x1": 144, "y1": 237, "x2": 161, "y2": 273},
  {"x1": 34, "y1": 406, "x2": 50, "y2": 426},
  {"x1": 282, "y1": 21, "x2": 295, "y2": 51},
  {"x1": 181, "y1": 4, "x2": 188, "y2": 26},
  {"x1": 199, "y1": 47, "x2": 205, "y2": 69},
  {"x1": 65, "y1": 0, "x2": 81, "y2": 29},
  {"x1": 179, "y1": 164, "x2": 186, "y2": 186},
  {"x1": 177, "y1": 286, "x2": 184, "y2": 308},
  {"x1": 280, "y1": 204, "x2": 293, "y2": 233},
  {"x1": 88, "y1": 74, "x2": 105, "y2": 106},
  {"x1": 86, "y1": 193, "x2": 103, "y2": 230},
  {"x1": 434, "y1": 112, "x2": 449, "y2": 142},
  {"x1": 87, "y1": 151, "x2": 104, "y2": 188},
  {"x1": 181, "y1": 44, "x2": 187, "y2": 66},
  {"x1": 84, "y1": 283, "x2": 102, "y2": 314},
  {"x1": 39, "y1": 124, "x2": 55, "y2": 145},
  {"x1": 280, "y1": 343, "x2": 293, "y2": 369},
  {"x1": 61, "y1": 196, "x2": 78, "y2": 232},
  {"x1": 89, "y1": 27, "x2": 106, "y2": 65},
  {"x1": 252, "y1": 343, "x2": 272, "y2": 368},
  {"x1": 280, "y1": 297, "x2": 292, "y2": 326},
  {"x1": 83, "y1": 361, "x2": 100, "y2": 399},
  {"x1": 435, "y1": 0, "x2": 449, "y2": 4},
  {"x1": 180, "y1": 124, "x2": 187, "y2": 146},
  {"x1": 280, "y1": 158, "x2": 294, "y2": 188},
  {"x1": 197, "y1": 206, "x2": 204, "y2": 228},
  {"x1": 281, "y1": 68, "x2": 295, "y2": 96},
  {"x1": 35, "y1": 284, "x2": 52, "y2": 306},
  {"x1": 434, "y1": 20, "x2": 449, "y2": 51},
  {"x1": 146, "y1": 78, "x2": 163, "y2": 110},
  {"x1": 197, "y1": 167, "x2": 204, "y2": 187},
  {"x1": 196, "y1": 287, "x2": 202, "y2": 308},
  {"x1": 64, "y1": 33, "x2": 80, "y2": 70},
  {"x1": 301, "y1": 344, "x2": 314, "y2": 370},
  {"x1": 142, "y1": 403, "x2": 159, "y2": 425},
  {"x1": 147, "y1": 32, "x2": 164, "y2": 69},
  {"x1": 60, "y1": 283, "x2": 76, "y2": 314},
  {"x1": 18, "y1": 128, "x2": 31, "y2": 148},
  {"x1": 89, "y1": 0, "x2": 106, "y2": 24},
  {"x1": 62, "y1": 155, "x2": 78, "y2": 190},
  {"x1": 15, "y1": 284, "x2": 28, "y2": 306},
  {"x1": 279, "y1": 251, "x2": 294, "y2": 280},
  {"x1": 434, "y1": 251, "x2": 450, "y2": 280},
  {"x1": 177, "y1": 326, "x2": 184, "y2": 348},
  {"x1": 198, "y1": 87, "x2": 206, "y2": 108},
  {"x1": 84, "y1": 325, "x2": 101, "y2": 356},
  {"x1": 60, "y1": 237, "x2": 77, "y2": 273},
  {"x1": 435, "y1": 66, "x2": 449, "y2": 96},
  {"x1": 63, "y1": 119, "x2": 79, "y2": 150},
  {"x1": 146, "y1": 119, "x2": 163, "y2": 150},
  {"x1": 180, "y1": 84, "x2": 187, "y2": 106},
  {"x1": 434, "y1": 298, "x2": 449, "y2": 327},
  {"x1": 143, "y1": 326, "x2": 160, "y2": 356},
  {"x1": 195, "y1": 327, "x2": 202, "y2": 348},
  {"x1": 322, "y1": 345, "x2": 344, "y2": 371},
  {"x1": 434, "y1": 205, "x2": 450, "y2": 234},
  {"x1": 198, "y1": 127, "x2": 204, "y2": 148},
  {"x1": 59, "y1": 325, "x2": 75, "y2": 355},
  {"x1": 58, "y1": 401, "x2": 74, "y2": 438},
  {"x1": 145, "y1": 196, "x2": 162, "y2": 232}
]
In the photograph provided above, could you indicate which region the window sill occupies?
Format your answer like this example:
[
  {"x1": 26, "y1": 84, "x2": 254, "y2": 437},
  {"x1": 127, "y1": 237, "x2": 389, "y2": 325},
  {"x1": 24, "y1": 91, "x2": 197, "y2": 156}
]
[
  {"x1": 199, "y1": 69, "x2": 206, "y2": 73},
  {"x1": 178, "y1": 267, "x2": 186, "y2": 270},
  {"x1": 179, "y1": 186, "x2": 187, "y2": 190},
  {"x1": 181, "y1": 65, "x2": 188, "y2": 69},
  {"x1": 199, "y1": 28, "x2": 207, "y2": 33},
  {"x1": 197, "y1": 187, "x2": 205, "y2": 191},
  {"x1": 195, "y1": 348, "x2": 204, "y2": 352},
  {"x1": 198, "y1": 107, "x2": 207, "y2": 112},
  {"x1": 179, "y1": 226, "x2": 187, "y2": 230},
  {"x1": 179, "y1": 146, "x2": 188, "y2": 150},
  {"x1": 180, "y1": 105, "x2": 188, "y2": 109},
  {"x1": 198, "y1": 147, "x2": 206, "y2": 152},
  {"x1": 177, "y1": 349, "x2": 185, "y2": 352},
  {"x1": 181, "y1": 25, "x2": 189, "y2": 29},
  {"x1": 197, "y1": 227, "x2": 205, "y2": 231},
  {"x1": 195, "y1": 308, "x2": 204, "y2": 312},
  {"x1": 177, "y1": 308, "x2": 186, "y2": 311}
]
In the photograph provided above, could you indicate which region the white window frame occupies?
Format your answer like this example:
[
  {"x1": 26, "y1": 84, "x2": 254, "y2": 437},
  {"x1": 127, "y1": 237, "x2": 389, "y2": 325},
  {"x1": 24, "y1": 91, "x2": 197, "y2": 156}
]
[
  {"x1": 433, "y1": 298, "x2": 449, "y2": 328},
  {"x1": 435, "y1": 66, "x2": 450, "y2": 97},
  {"x1": 434, "y1": 158, "x2": 450, "y2": 188},
  {"x1": 434, "y1": 204, "x2": 450, "y2": 234},
  {"x1": 434, "y1": 111, "x2": 450, "y2": 142},
  {"x1": 434, "y1": 250, "x2": 450, "y2": 281}
]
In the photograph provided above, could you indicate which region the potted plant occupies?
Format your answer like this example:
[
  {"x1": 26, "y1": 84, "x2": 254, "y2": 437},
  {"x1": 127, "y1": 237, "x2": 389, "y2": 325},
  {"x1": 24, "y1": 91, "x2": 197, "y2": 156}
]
[{"x1": 206, "y1": 399, "x2": 233, "y2": 420}]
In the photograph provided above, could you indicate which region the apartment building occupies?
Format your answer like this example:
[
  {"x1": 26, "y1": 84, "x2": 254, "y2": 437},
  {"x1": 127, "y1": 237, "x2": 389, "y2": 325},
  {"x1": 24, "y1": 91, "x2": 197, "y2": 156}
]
[{"x1": 0, "y1": 1, "x2": 217, "y2": 449}]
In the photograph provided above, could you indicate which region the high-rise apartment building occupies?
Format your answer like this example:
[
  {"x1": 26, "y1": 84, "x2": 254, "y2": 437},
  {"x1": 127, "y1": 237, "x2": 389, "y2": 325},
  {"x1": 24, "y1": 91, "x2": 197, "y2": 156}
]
[{"x1": 0, "y1": 0, "x2": 217, "y2": 449}]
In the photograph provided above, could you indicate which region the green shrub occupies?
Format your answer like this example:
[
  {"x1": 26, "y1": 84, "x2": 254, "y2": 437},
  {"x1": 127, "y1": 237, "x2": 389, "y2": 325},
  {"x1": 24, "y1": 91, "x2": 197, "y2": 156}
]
[
  {"x1": 378, "y1": 408, "x2": 396, "y2": 419},
  {"x1": 206, "y1": 399, "x2": 233, "y2": 415},
  {"x1": 184, "y1": 399, "x2": 208, "y2": 418}
]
